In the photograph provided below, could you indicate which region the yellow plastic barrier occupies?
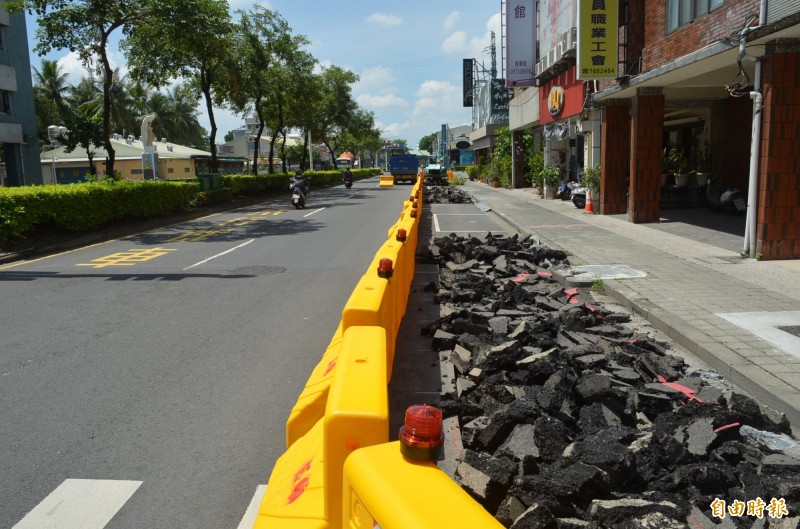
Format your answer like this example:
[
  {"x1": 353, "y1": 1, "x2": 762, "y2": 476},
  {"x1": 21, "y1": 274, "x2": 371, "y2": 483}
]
[
  {"x1": 341, "y1": 272, "x2": 396, "y2": 379},
  {"x1": 379, "y1": 175, "x2": 395, "y2": 188},
  {"x1": 254, "y1": 327, "x2": 388, "y2": 529},
  {"x1": 342, "y1": 442, "x2": 504, "y2": 529},
  {"x1": 285, "y1": 324, "x2": 343, "y2": 448}
]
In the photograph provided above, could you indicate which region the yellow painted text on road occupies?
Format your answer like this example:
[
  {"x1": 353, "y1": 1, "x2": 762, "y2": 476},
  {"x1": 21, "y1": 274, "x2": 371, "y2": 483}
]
[{"x1": 76, "y1": 248, "x2": 177, "y2": 268}]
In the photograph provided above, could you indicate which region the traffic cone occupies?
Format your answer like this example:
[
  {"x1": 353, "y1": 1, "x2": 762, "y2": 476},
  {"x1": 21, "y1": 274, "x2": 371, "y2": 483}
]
[{"x1": 584, "y1": 188, "x2": 594, "y2": 213}]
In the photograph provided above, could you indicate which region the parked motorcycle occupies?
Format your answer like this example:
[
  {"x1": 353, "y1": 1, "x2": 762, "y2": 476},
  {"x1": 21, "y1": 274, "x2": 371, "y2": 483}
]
[
  {"x1": 570, "y1": 186, "x2": 588, "y2": 209},
  {"x1": 706, "y1": 178, "x2": 746, "y2": 214},
  {"x1": 557, "y1": 181, "x2": 579, "y2": 201}
]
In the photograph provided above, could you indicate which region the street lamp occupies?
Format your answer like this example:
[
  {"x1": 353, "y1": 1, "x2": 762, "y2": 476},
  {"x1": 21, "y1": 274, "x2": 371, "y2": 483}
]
[{"x1": 47, "y1": 125, "x2": 68, "y2": 184}]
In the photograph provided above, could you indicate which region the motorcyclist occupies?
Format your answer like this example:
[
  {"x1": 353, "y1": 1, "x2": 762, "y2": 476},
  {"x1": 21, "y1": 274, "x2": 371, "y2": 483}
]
[
  {"x1": 342, "y1": 168, "x2": 353, "y2": 184},
  {"x1": 290, "y1": 171, "x2": 309, "y2": 199}
]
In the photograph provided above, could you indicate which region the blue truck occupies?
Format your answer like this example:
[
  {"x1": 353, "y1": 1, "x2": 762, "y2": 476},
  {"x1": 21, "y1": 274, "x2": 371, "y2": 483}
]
[{"x1": 389, "y1": 154, "x2": 419, "y2": 184}]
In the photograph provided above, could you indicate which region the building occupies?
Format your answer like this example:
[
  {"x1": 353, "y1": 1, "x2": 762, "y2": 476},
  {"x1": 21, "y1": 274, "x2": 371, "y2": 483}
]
[
  {"x1": 590, "y1": 0, "x2": 800, "y2": 260},
  {"x1": 504, "y1": 0, "x2": 800, "y2": 260},
  {"x1": 40, "y1": 136, "x2": 246, "y2": 183},
  {"x1": 0, "y1": 0, "x2": 42, "y2": 186}
]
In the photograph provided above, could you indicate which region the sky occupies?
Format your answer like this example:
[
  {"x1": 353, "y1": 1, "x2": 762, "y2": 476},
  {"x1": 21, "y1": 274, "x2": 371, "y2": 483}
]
[{"x1": 23, "y1": 1, "x2": 502, "y2": 150}]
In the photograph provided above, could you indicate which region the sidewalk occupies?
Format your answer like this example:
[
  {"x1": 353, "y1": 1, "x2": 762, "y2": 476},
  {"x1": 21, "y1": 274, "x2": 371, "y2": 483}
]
[{"x1": 458, "y1": 180, "x2": 800, "y2": 428}]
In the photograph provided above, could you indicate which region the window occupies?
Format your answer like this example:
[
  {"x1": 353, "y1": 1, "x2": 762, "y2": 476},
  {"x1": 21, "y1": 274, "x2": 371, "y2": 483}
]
[
  {"x1": 667, "y1": 0, "x2": 723, "y2": 31},
  {"x1": 0, "y1": 90, "x2": 10, "y2": 114}
]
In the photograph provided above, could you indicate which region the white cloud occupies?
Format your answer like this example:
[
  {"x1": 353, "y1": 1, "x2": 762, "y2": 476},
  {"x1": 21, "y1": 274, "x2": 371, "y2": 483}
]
[
  {"x1": 443, "y1": 11, "x2": 461, "y2": 31},
  {"x1": 357, "y1": 93, "x2": 407, "y2": 109},
  {"x1": 412, "y1": 80, "x2": 461, "y2": 119},
  {"x1": 55, "y1": 49, "x2": 127, "y2": 86},
  {"x1": 354, "y1": 66, "x2": 397, "y2": 95},
  {"x1": 441, "y1": 31, "x2": 467, "y2": 55},
  {"x1": 365, "y1": 13, "x2": 402, "y2": 26}
]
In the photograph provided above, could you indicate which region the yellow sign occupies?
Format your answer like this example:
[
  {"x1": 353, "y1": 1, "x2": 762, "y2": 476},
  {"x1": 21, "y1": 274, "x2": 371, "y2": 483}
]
[
  {"x1": 548, "y1": 86, "x2": 565, "y2": 116},
  {"x1": 577, "y1": 0, "x2": 619, "y2": 80}
]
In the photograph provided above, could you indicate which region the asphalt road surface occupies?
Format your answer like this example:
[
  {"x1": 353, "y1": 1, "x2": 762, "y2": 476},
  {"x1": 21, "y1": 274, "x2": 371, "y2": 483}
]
[{"x1": 0, "y1": 176, "x2": 418, "y2": 529}]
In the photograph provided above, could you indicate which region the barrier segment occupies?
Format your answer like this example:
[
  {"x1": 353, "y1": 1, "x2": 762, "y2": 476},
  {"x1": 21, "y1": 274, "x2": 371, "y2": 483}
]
[
  {"x1": 341, "y1": 272, "x2": 396, "y2": 380},
  {"x1": 285, "y1": 323, "x2": 344, "y2": 448},
  {"x1": 342, "y1": 442, "x2": 504, "y2": 529},
  {"x1": 254, "y1": 326, "x2": 388, "y2": 529},
  {"x1": 323, "y1": 326, "x2": 388, "y2": 528},
  {"x1": 379, "y1": 175, "x2": 394, "y2": 188}
]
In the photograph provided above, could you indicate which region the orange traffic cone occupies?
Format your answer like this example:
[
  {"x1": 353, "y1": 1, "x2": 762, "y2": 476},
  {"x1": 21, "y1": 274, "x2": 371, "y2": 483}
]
[{"x1": 584, "y1": 188, "x2": 594, "y2": 214}]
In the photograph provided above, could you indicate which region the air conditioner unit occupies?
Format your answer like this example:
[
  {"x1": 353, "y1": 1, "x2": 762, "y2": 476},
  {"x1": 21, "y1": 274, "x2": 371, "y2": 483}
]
[
  {"x1": 566, "y1": 27, "x2": 577, "y2": 51},
  {"x1": 557, "y1": 40, "x2": 566, "y2": 60},
  {"x1": 548, "y1": 48, "x2": 558, "y2": 66}
]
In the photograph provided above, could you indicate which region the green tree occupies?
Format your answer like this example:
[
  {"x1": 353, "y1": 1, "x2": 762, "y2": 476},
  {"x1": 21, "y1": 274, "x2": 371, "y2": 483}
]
[
  {"x1": 32, "y1": 59, "x2": 70, "y2": 122},
  {"x1": 221, "y1": 7, "x2": 310, "y2": 174},
  {"x1": 418, "y1": 132, "x2": 436, "y2": 153},
  {"x1": 122, "y1": 0, "x2": 233, "y2": 172},
  {"x1": 9, "y1": 0, "x2": 167, "y2": 177},
  {"x1": 58, "y1": 111, "x2": 105, "y2": 176},
  {"x1": 315, "y1": 65, "x2": 359, "y2": 164}
]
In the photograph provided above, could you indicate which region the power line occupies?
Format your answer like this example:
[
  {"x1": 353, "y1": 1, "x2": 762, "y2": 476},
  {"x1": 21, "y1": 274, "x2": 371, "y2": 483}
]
[{"x1": 361, "y1": 47, "x2": 489, "y2": 74}]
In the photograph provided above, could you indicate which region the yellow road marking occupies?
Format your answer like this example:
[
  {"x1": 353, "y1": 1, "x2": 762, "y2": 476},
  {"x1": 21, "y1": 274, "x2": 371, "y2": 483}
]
[
  {"x1": 0, "y1": 241, "x2": 115, "y2": 271},
  {"x1": 167, "y1": 229, "x2": 233, "y2": 242},
  {"x1": 75, "y1": 248, "x2": 177, "y2": 268}
]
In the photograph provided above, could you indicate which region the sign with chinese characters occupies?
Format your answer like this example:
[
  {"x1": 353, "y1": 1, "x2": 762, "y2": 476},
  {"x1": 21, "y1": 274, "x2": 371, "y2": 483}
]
[
  {"x1": 505, "y1": 0, "x2": 536, "y2": 87},
  {"x1": 463, "y1": 58, "x2": 474, "y2": 107},
  {"x1": 577, "y1": 0, "x2": 619, "y2": 79}
]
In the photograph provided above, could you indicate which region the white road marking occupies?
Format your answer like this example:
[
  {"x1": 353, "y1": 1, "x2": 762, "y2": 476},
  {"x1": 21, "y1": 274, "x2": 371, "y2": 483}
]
[
  {"x1": 717, "y1": 311, "x2": 800, "y2": 359},
  {"x1": 183, "y1": 239, "x2": 255, "y2": 270},
  {"x1": 433, "y1": 214, "x2": 441, "y2": 232},
  {"x1": 303, "y1": 208, "x2": 325, "y2": 218},
  {"x1": 12, "y1": 479, "x2": 142, "y2": 529},
  {"x1": 237, "y1": 484, "x2": 267, "y2": 529}
]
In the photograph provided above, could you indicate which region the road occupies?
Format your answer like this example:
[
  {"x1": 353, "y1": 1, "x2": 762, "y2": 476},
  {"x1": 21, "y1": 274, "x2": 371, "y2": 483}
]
[{"x1": 0, "y1": 176, "x2": 415, "y2": 529}]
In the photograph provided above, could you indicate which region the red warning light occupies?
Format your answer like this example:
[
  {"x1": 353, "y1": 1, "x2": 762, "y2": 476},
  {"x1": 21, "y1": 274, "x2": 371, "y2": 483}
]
[
  {"x1": 377, "y1": 258, "x2": 394, "y2": 279},
  {"x1": 396, "y1": 229, "x2": 407, "y2": 242},
  {"x1": 399, "y1": 404, "x2": 444, "y2": 461}
]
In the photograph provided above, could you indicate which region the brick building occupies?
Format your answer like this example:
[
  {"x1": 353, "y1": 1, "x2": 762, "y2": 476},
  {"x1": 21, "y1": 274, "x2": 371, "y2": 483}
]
[
  {"x1": 592, "y1": 0, "x2": 800, "y2": 260},
  {"x1": 509, "y1": 0, "x2": 800, "y2": 260}
]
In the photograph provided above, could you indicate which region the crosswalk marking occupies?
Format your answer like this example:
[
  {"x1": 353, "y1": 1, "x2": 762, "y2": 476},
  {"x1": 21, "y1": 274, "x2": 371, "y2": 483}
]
[
  {"x1": 237, "y1": 484, "x2": 267, "y2": 529},
  {"x1": 12, "y1": 479, "x2": 142, "y2": 529}
]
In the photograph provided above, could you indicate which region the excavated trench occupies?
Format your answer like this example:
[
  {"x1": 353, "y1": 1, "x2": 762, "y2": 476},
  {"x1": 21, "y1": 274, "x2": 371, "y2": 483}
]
[{"x1": 420, "y1": 187, "x2": 800, "y2": 529}]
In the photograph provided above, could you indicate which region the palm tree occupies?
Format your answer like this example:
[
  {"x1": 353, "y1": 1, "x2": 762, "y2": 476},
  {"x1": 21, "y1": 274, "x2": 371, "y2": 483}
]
[
  {"x1": 80, "y1": 69, "x2": 139, "y2": 137},
  {"x1": 32, "y1": 59, "x2": 70, "y2": 119}
]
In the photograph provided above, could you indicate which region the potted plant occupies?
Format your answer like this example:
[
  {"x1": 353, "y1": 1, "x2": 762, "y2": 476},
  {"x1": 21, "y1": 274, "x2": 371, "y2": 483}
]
[
  {"x1": 695, "y1": 144, "x2": 710, "y2": 186},
  {"x1": 661, "y1": 147, "x2": 674, "y2": 187},
  {"x1": 582, "y1": 163, "x2": 601, "y2": 192},
  {"x1": 673, "y1": 150, "x2": 690, "y2": 187},
  {"x1": 541, "y1": 164, "x2": 563, "y2": 198}
]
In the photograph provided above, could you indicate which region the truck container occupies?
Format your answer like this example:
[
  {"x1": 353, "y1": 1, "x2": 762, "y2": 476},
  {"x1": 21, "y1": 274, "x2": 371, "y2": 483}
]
[{"x1": 389, "y1": 155, "x2": 418, "y2": 184}]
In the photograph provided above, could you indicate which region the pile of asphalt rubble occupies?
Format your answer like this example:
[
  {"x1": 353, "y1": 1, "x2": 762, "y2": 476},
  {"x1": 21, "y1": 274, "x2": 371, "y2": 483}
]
[
  {"x1": 420, "y1": 191, "x2": 800, "y2": 529},
  {"x1": 423, "y1": 184, "x2": 475, "y2": 204}
]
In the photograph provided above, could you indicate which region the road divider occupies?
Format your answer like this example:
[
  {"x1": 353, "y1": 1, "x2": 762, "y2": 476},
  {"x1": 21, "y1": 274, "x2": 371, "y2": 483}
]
[{"x1": 254, "y1": 177, "x2": 501, "y2": 529}]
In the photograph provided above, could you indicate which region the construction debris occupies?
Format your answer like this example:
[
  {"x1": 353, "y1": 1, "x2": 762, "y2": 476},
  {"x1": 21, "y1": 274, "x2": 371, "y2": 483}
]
[{"x1": 424, "y1": 233, "x2": 800, "y2": 529}]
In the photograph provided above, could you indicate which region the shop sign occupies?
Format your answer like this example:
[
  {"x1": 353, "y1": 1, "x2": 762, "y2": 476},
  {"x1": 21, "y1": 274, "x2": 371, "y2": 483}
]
[
  {"x1": 505, "y1": 0, "x2": 536, "y2": 87},
  {"x1": 548, "y1": 86, "x2": 565, "y2": 116},
  {"x1": 577, "y1": 0, "x2": 619, "y2": 79}
]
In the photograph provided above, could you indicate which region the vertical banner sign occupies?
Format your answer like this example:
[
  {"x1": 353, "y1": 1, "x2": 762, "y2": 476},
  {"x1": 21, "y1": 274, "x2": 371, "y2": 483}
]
[
  {"x1": 577, "y1": 0, "x2": 618, "y2": 80},
  {"x1": 441, "y1": 124, "x2": 448, "y2": 168},
  {"x1": 505, "y1": 0, "x2": 536, "y2": 88},
  {"x1": 463, "y1": 59, "x2": 474, "y2": 107}
]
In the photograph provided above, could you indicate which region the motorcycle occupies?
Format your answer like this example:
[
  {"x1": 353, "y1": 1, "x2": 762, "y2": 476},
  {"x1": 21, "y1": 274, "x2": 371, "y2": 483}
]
[
  {"x1": 706, "y1": 178, "x2": 746, "y2": 214},
  {"x1": 570, "y1": 186, "x2": 588, "y2": 209},
  {"x1": 291, "y1": 183, "x2": 306, "y2": 209},
  {"x1": 342, "y1": 172, "x2": 353, "y2": 189},
  {"x1": 557, "y1": 181, "x2": 579, "y2": 201}
]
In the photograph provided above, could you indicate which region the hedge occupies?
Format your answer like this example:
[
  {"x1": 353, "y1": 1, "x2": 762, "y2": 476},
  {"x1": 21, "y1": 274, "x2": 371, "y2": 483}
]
[{"x1": 0, "y1": 168, "x2": 383, "y2": 243}]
